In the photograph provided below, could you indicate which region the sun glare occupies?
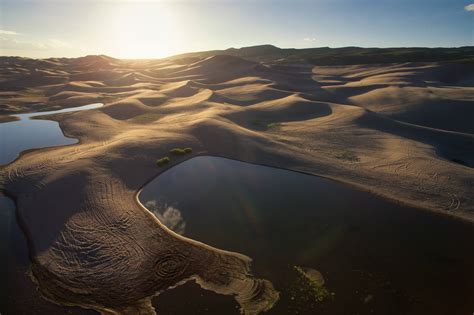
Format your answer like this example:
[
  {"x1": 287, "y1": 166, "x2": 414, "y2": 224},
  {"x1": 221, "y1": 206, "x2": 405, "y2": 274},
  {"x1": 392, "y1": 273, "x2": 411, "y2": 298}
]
[{"x1": 111, "y1": 3, "x2": 181, "y2": 59}]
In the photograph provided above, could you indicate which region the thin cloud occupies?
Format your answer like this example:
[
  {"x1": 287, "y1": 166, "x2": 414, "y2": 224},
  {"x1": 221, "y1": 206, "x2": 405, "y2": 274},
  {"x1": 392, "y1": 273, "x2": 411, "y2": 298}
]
[
  {"x1": 0, "y1": 29, "x2": 70, "y2": 51},
  {"x1": 303, "y1": 37, "x2": 317, "y2": 42},
  {"x1": 0, "y1": 29, "x2": 79, "y2": 57},
  {"x1": 0, "y1": 37, "x2": 71, "y2": 51},
  {"x1": 465, "y1": 4, "x2": 474, "y2": 11},
  {"x1": 0, "y1": 29, "x2": 20, "y2": 36}
]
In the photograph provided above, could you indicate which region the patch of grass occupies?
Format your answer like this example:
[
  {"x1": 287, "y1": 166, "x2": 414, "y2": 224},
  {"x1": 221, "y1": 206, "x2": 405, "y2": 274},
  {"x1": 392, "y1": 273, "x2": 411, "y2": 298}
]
[
  {"x1": 335, "y1": 151, "x2": 359, "y2": 162},
  {"x1": 266, "y1": 122, "x2": 281, "y2": 130},
  {"x1": 156, "y1": 156, "x2": 170, "y2": 166},
  {"x1": 129, "y1": 113, "x2": 161, "y2": 124},
  {"x1": 170, "y1": 147, "x2": 193, "y2": 155},
  {"x1": 250, "y1": 118, "x2": 281, "y2": 130}
]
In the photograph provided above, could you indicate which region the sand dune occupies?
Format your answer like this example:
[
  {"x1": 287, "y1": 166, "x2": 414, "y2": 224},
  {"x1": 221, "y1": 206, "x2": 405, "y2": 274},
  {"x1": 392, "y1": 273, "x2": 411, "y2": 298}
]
[{"x1": 0, "y1": 48, "x2": 473, "y2": 314}]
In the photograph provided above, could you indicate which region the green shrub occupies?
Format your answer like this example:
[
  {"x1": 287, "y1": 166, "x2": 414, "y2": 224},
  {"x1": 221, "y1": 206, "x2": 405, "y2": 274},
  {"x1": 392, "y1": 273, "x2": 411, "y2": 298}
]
[
  {"x1": 156, "y1": 156, "x2": 170, "y2": 166},
  {"x1": 170, "y1": 147, "x2": 193, "y2": 155},
  {"x1": 170, "y1": 148, "x2": 186, "y2": 155}
]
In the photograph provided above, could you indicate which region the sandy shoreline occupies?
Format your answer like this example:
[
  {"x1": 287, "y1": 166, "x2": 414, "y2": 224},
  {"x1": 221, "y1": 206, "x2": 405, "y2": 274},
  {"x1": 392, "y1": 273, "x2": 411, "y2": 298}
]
[
  {"x1": 0, "y1": 115, "x2": 19, "y2": 123},
  {"x1": 0, "y1": 53, "x2": 473, "y2": 313}
]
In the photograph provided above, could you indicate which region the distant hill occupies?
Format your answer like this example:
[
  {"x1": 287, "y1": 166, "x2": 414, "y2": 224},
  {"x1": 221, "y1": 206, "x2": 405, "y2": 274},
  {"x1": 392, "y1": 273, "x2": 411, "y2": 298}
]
[
  {"x1": 2, "y1": 46, "x2": 473, "y2": 66},
  {"x1": 170, "y1": 45, "x2": 474, "y2": 65}
]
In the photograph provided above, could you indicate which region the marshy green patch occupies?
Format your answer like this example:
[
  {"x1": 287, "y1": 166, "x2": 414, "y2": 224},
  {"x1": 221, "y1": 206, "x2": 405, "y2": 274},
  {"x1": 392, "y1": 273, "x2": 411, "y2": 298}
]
[
  {"x1": 129, "y1": 113, "x2": 161, "y2": 124},
  {"x1": 335, "y1": 151, "x2": 360, "y2": 162},
  {"x1": 290, "y1": 266, "x2": 334, "y2": 304},
  {"x1": 156, "y1": 156, "x2": 170, "y2": 166}
]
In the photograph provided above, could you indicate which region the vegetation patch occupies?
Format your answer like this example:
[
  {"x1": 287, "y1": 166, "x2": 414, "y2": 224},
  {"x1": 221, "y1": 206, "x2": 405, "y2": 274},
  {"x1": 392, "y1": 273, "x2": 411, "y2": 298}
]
[
  {"x1": 156, "y1": 147, "x2": 192, "y2": 167},
  {"x1": 266, "y1": 122, "x2": 281, "y2": 130},
  {"x1": 156, "y1": 156, "x2": 170, "y2": 166},
  {"x1": 129, "y1": 113, "x2": 161, "y2": 124},
  {"x1": 250, "y1": 118, "x2": 281, "y2": 130},
  {"x1": 291, "y1": 266, "x2": 334, "y2": 304},
  {"x1": 170, "y1": 147, "x2": 193, "y2": 155},
  {"x1": 335, "y1": 151, "x2": 360, "y2": 162}
]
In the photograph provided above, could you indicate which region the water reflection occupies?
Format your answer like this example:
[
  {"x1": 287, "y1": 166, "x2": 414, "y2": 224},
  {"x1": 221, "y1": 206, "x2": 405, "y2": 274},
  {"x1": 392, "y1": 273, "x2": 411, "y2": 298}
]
[
  {"x1": 139, "y1": 156, "x2": 474, "y2": 315},
  {"x1": 144, "y1": 200, "x2": 186, "y2": 235},
  {"x1": 0, "y1": 103, "x2": 103, "y2": 165}
]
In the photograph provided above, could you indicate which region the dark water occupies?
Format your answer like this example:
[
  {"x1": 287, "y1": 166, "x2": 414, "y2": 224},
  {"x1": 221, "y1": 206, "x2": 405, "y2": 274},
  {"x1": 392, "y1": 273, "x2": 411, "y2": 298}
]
[
  {"x1": 0, "y1": 103, "x2": 103, "y2": 165},
  {"x1": 0, "y1": 195, "x2": 95, "y2": 315},
  {"x1": 0, "y1": 194, "x2": 22, "y2": 310},
  {"x1": 0, "y1": 194, "x2": 39, "y2": 313},
  {"x1": 139, "y1": 156, "x2": 474, "y2": 315}
]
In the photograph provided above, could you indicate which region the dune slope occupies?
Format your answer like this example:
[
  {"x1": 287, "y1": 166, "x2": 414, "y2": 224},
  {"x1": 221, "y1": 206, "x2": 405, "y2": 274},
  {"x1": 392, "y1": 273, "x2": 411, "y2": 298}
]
[{"x1": 0, "y1": 50, "x2": 473, "y2": 313}]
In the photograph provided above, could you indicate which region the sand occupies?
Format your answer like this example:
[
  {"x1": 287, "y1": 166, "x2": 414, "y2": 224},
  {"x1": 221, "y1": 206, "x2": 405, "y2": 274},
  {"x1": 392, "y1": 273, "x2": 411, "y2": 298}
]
[
  {"x1": 0, "y1": 115, "x2": 19, "y2": 122},
  {"x1": 0, "y1": 52, "x2": 473, "y2": 314}
]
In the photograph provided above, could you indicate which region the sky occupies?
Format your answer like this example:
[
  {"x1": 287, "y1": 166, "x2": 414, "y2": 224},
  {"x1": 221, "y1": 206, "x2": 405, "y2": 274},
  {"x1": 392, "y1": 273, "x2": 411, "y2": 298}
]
[{"x1": 0, "y1": 0, "x2": 473, "y2": 59}]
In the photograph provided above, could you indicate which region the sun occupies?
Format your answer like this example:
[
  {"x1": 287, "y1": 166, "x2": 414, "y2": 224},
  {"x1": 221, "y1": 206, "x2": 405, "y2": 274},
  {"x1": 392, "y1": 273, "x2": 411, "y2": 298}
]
[{"x1": 110, "y1": 3, "x2": 182, "y2": 59}]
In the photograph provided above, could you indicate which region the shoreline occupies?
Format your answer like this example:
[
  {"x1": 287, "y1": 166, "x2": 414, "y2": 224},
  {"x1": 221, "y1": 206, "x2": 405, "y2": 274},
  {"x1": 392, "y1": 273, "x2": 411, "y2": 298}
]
[{"x1": 136, "y1": 152, "x2": 474, "y2": 225}]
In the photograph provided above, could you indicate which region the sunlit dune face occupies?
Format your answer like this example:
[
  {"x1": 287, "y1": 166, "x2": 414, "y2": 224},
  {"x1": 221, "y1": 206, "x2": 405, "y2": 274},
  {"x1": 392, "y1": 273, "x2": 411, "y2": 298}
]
[{"x1": 110, "y1": 3, "x2": 182, "y2": 59}]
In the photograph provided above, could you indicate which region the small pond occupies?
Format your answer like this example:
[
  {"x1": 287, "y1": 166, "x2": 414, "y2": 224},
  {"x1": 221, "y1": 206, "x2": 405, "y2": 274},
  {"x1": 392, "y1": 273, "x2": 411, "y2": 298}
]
[
  {"x1": 139, "y1": 156, "x2": 474, "y2": 315},
  {"x1": 0, "y1": 103, "x2": 103, "y2": 165}
]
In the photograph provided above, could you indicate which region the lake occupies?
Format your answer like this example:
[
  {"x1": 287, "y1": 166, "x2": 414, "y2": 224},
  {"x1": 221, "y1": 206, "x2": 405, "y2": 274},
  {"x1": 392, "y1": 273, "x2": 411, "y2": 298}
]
[
  {"x1": 0, "y1": 103, "x2": 103, "y2": 165},
  {"x1": 139, "y1": 156, "x2": 474, "y2": 315}
]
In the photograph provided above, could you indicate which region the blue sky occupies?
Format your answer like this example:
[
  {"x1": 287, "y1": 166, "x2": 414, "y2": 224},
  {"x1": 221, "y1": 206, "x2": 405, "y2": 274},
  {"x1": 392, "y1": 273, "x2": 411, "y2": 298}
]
[{"x1": 0, "y1": 0, "x2": 473, "y2": 58}]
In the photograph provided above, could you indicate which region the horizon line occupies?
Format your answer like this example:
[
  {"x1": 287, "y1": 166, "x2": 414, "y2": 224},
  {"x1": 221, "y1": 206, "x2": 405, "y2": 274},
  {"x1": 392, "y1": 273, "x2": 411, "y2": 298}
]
[{"x1": 2, "y1": 44, "x2": 474, "y2": 60}]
